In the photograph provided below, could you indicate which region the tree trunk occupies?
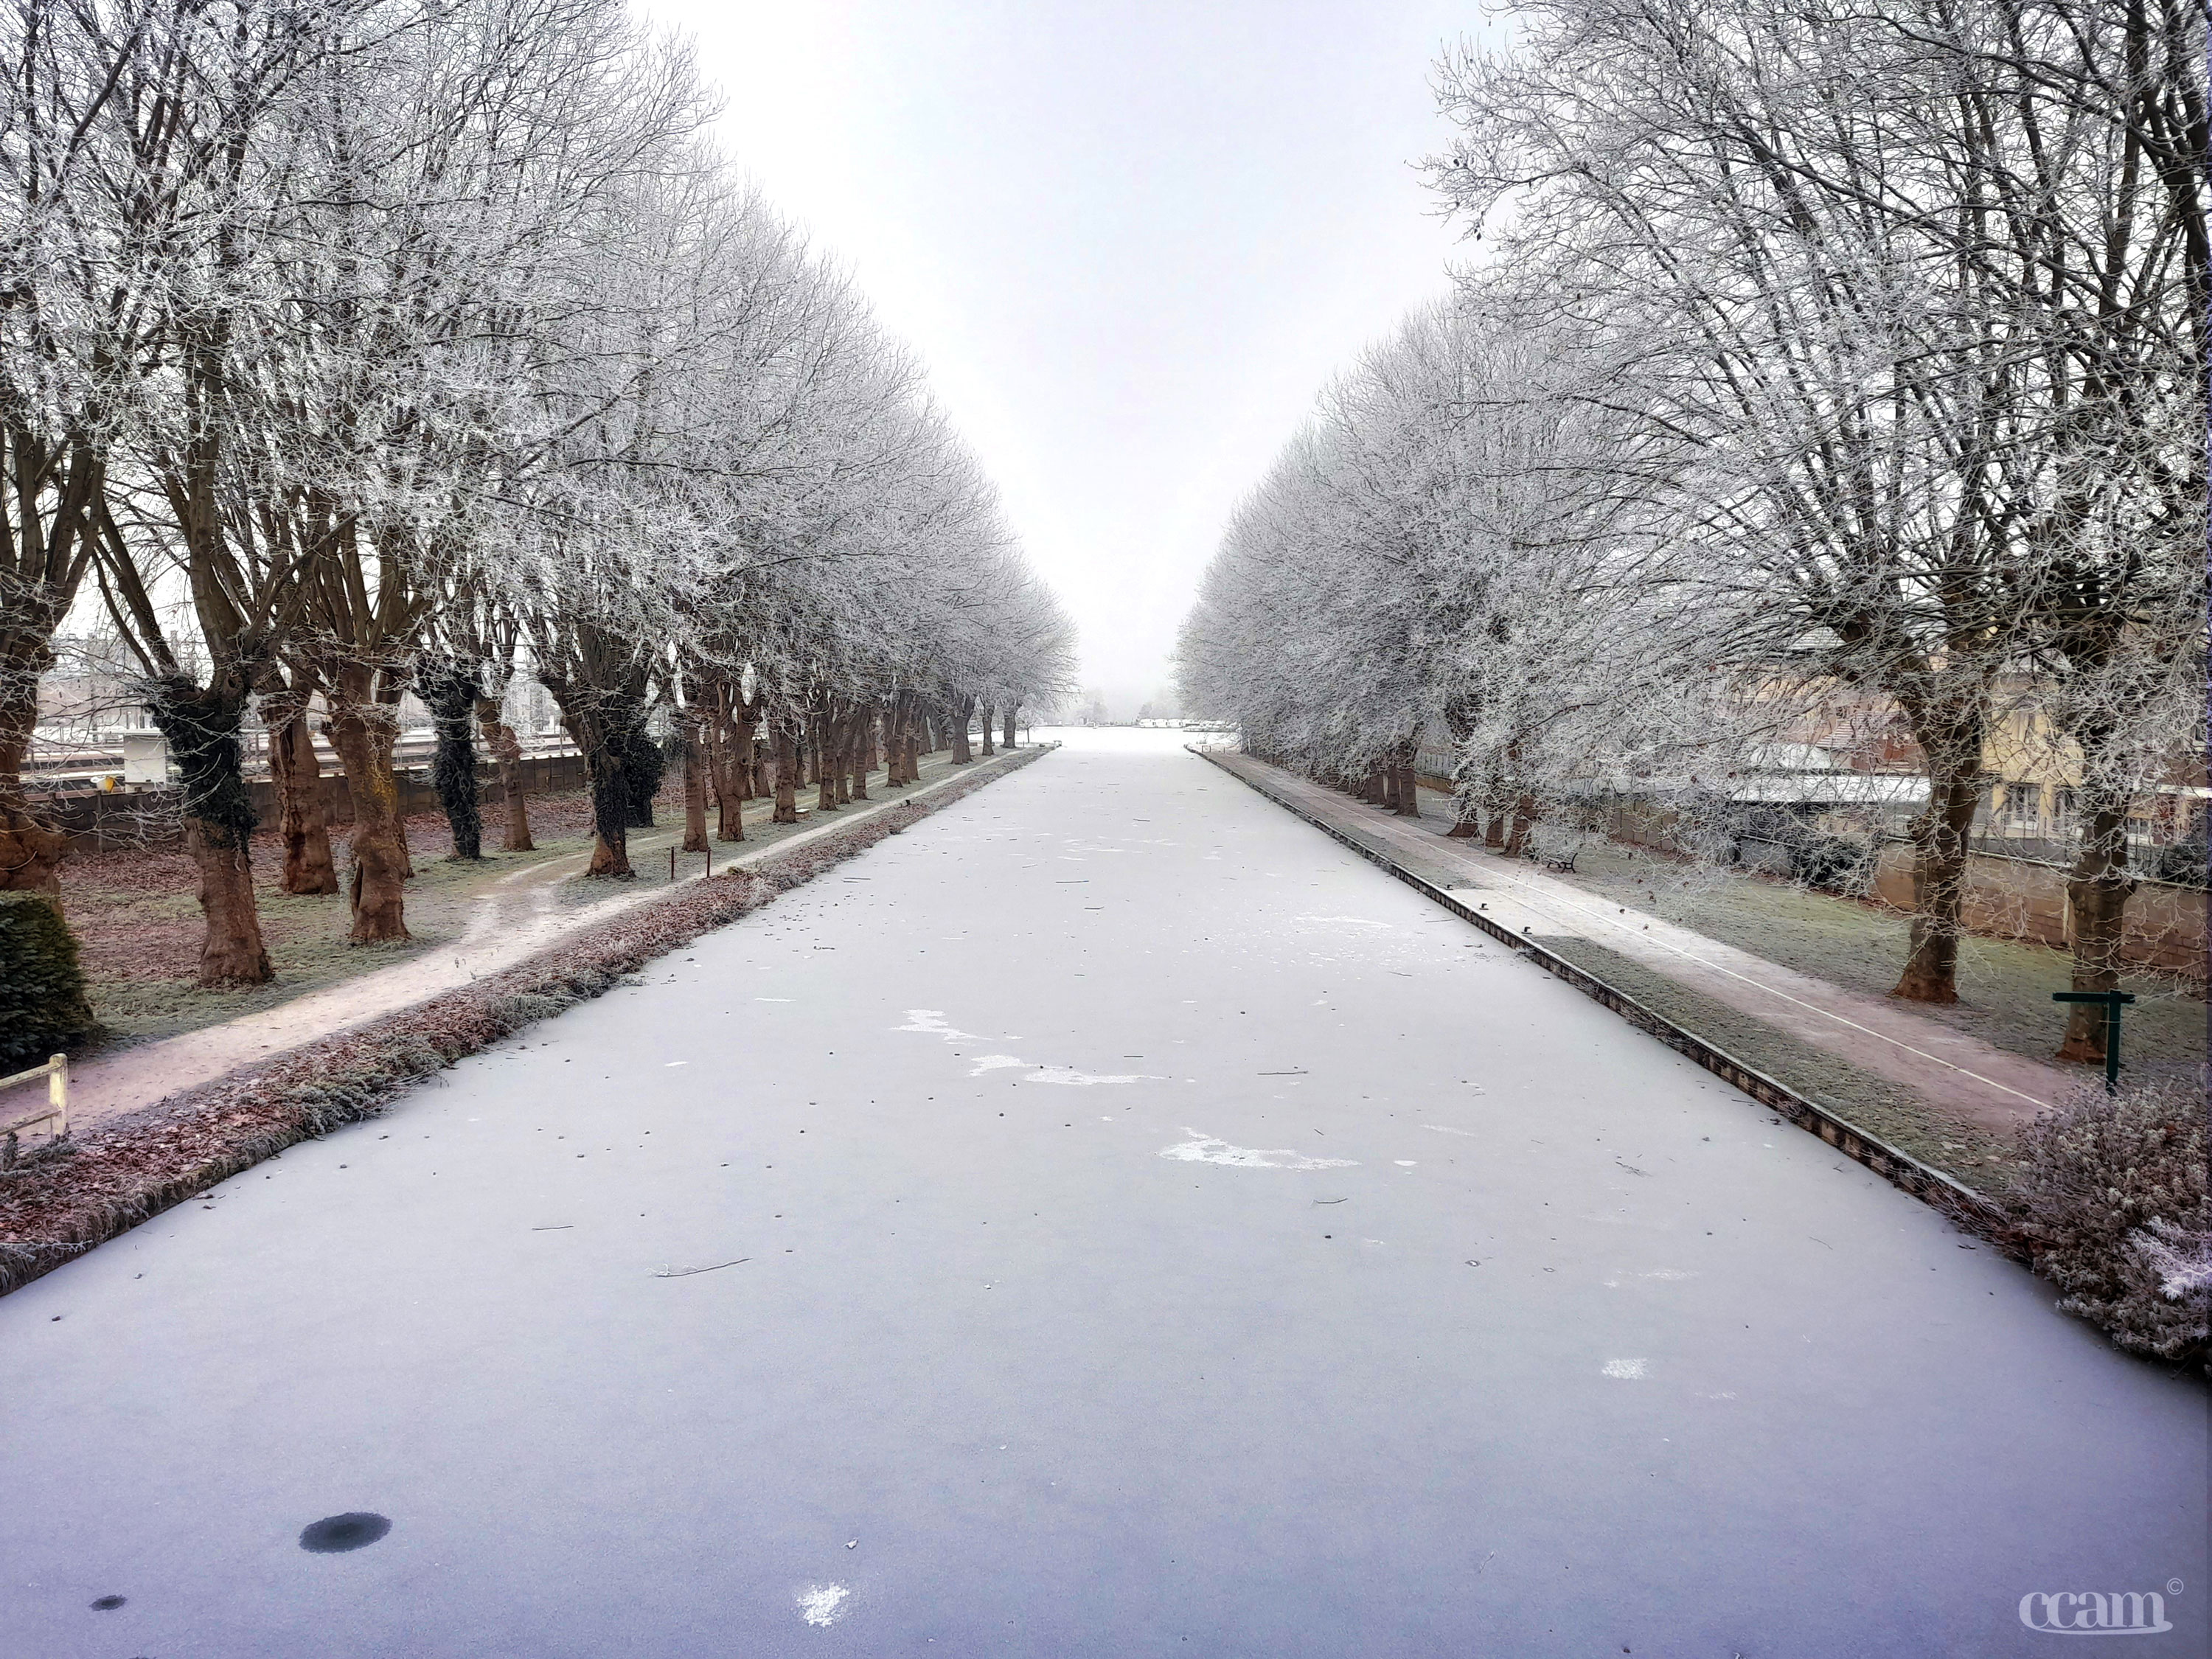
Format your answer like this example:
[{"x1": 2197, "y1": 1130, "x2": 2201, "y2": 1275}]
[
  {"x1": 735, "y1": 706, "x2": 757, "y2": 799},
  {"x1": 0, "y1": 677, "x2": 70, "y2": 896},
  {"x1": 475, "y1": 695, "x2": 533, "y2": 852},
  {"x1": 187, "y1": 820, "x2": 273, "y2": 986},
  {"x1": 814, "y1": 710, "x2": 838, "y2": 813},
  {"x1": 2057, "y1": 795, "x2": 2137, "y2": 1063},
  {"x1": 1439, "y1": 708, "x2": 1476, "y2": 835},
  {"x1": 266, "y1": 707, "x2": 338, "y2": 894},
  {"x1": 146, "y1": 672, "x2": 274, "y2": 985},
  {"x1": 773, "y1": 723, "x2": 801, "y2": 823},
  {"x1": 418, "y1": 668, "x2": 483, "y2": 861},
  {"x1": 620, "y1": 720, "x2": 659, "y2": 829},
  {"x1": 1882, "y1": 686, "x2": 1991, "y2": 1004},
  {"x1": 585, "y1": 755, "x2": 633, "y2": 877},
  {"x1": 324, "y1": 691, "x2": 411, "y2": 943},
  {"x1": 1004, "y1": 706, "x2": 1018, "y2": 750},
  {"x1": 884, "y1": 699, "x2": 908, "y2": 786},
  {"x1": 558, "y1": 703, "x2": 634, "y2": 879},
  {"x1": 723, "y1": 704, "x2": 755, "y2": 840},
  {"x1": 951, "y1": 698, "x2": 974, "y2": 765},
  {"x1": 849, "y1": 708, "x2": 872, "y2": 801},
  {"x1": 679, "y1": 709, "x2": 709, "y2": 853},
  {"x1": 703, "y1": 701, "x2": 739, "y2": 841},
  {"x1": 0, "y1": 802, "x2": 68, "y2": 896},
  {"x1": 1891, "y1": 769, "x2": 1982, "y2": 1004},
  {"x1": 1393, "y1": 759, "x2": 1420, "y2": 818},
  {"x1": 1503, "y1": 794, "x2": 1537, "y2": 858},
  {"x1": 364, "y1": 678, "x2": 415, "y2": 881},
  {"x1": 980, "y1": 703, "x2": 995, "y2": 757},
  {"x1": 706, "y1": 682, "x2": 748, "y2": 840}
]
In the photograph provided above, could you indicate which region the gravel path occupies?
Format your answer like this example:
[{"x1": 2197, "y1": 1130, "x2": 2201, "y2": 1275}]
[{"x1": 1, "y1": 728, "x2": 2200, "y2": 1658}]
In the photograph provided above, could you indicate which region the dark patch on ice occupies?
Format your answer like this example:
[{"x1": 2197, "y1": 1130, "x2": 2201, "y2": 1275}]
[
  {"x1": 299, "y1": 1512, "x2": 390, "y2": 1553},
  {"x1": 90, "y1": 1594, "x2": 125, "y2": 1610}
]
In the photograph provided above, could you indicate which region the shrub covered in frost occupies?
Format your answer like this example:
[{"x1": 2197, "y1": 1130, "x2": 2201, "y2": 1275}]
[
  {"x1": 493, "y1": 992, "x2": 569, "y2": 1026},
  {"x1": 2013, "y1": 1068, "x2": 2209, "y2": 1371},
  {"x1": 0, "y1": 893, "x2": 96, "y2": 1071},
  {"x1": 1787, "y1": 834, "x2": 1874, "y2": 896},
  {"x1": 2132, "y1": 1217, "x2": 2212, "y2": 1309}
]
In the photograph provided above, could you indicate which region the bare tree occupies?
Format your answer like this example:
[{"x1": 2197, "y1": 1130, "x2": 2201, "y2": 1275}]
[{"x1": 1428, "y1": 0, "x2": 2203, "y2": 1010}]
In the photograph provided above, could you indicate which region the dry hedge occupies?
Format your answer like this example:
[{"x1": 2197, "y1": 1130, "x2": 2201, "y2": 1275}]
[{"x1": 0, "y1": 747, "x2": 1051, "y2": 1296}]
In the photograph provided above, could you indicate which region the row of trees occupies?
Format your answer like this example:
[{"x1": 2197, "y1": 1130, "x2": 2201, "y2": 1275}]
[
  {"x1": 1178, "y1": 0, "x2": 2204, "y2": 1057},
  {"x1": 2, "y1": 0, "x2": 1074, "y2": 984}
]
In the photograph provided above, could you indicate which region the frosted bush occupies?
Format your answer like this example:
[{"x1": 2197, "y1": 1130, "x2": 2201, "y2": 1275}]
[
  {"x1": 2132, "y1": 1218, "x2": 2212, "y2": 1307},
  {"x1": 2014, "y1": 1069, "x2": 2209, "y2": 1371}
]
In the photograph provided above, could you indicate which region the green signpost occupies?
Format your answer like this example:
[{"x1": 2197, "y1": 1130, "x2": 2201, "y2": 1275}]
[{"x1": 2052, "y1": 989, "x2": 2136, "y2": 1092}]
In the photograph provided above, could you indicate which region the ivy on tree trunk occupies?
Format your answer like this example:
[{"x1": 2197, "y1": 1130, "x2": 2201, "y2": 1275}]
[
  {"x1": 417, "y1": 664, "x2": 484, "y2": 861},
  {"x1": 145, "y1": 669, "x2": 274, "y2": 985}
]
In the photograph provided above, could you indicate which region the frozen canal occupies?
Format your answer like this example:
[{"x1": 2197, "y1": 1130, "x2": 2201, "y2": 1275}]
[{"x1": 3, "y1": 728, "x2": 2204, "y2": 1657}]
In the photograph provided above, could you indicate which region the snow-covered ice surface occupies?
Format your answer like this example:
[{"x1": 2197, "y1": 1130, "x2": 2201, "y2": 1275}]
[
  {"x1": 0, "y1": 728, "x2": 2202, "y2": 1658},
  {"x1": 1158, "y1": 1130, "x2": 1360, "y2": 1170}
]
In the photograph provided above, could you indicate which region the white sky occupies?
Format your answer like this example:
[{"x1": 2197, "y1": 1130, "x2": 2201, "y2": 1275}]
[{"x1": 642, "y1": 0, "x2": 1484, "y2": 715}]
